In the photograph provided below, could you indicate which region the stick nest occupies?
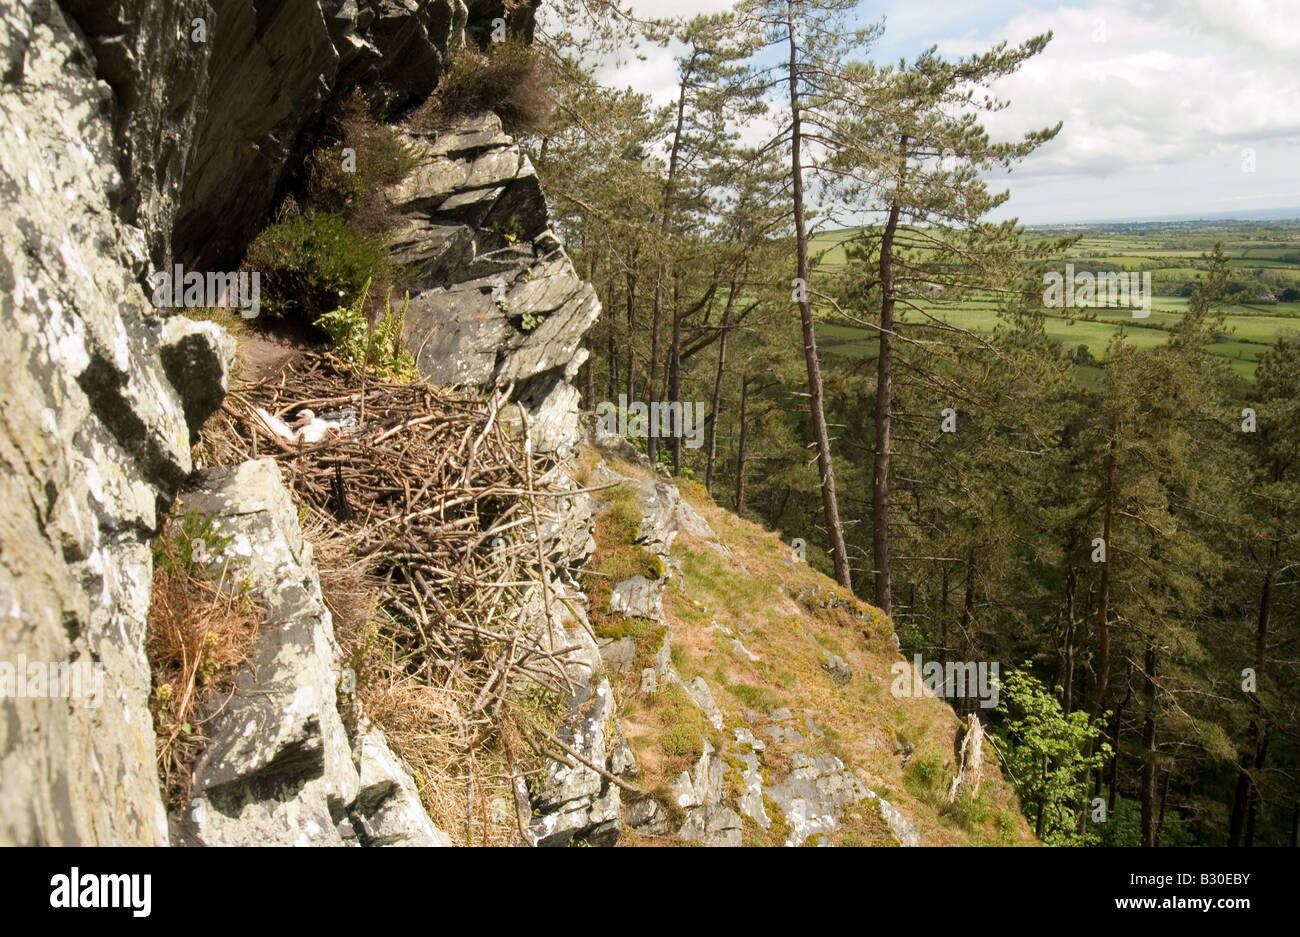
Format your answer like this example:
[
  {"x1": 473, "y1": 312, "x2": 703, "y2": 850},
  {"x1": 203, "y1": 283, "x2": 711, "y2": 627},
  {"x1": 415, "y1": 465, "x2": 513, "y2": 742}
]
[{"x1": 201, "y1": 352, "x2": 584, "y2": 843}]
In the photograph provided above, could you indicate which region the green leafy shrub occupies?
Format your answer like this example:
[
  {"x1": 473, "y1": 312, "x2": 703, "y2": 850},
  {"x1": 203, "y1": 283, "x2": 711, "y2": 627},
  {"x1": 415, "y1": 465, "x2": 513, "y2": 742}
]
[
  {"x1": 243, "y1": 210, "x2": 392, "y2": 322},
  {"x1": 997, "y1": 664, "x2": 1112, "y2": 846}
]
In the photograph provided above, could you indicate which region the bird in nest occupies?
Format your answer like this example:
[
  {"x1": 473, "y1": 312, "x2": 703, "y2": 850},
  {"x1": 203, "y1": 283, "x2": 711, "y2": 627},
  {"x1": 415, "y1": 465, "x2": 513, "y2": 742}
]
[{"x1": 254, "y1": 407, "x2": 355, "y2": 444}]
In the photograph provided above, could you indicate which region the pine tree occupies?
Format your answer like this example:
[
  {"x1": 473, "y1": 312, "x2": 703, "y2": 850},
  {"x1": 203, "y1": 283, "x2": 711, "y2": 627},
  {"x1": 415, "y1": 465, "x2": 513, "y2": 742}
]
[
  {"x1": 737, "y1": 0, "x2": 888, "y2": 589},
  {"x1": 830, "y1": 38, "x2": 1064, "y2": 613}
]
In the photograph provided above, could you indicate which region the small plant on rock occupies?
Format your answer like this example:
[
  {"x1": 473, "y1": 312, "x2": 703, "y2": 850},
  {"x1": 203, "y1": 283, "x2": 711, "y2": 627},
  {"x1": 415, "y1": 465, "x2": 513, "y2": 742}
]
[{"x1": 314, "y1": 278, "x2": 417, "y2": 380}]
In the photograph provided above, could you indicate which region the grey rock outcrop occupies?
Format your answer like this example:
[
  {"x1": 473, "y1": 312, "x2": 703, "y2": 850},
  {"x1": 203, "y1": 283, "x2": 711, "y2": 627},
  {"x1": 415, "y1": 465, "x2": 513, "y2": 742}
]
[
  {"x1": 392, "y1": 113, "x2": 600, "y2": 455},
  {"x1": 765, "y1": 753, "x2": 871, "y2": 847},
  {"x1": 733, "y1": 729, "x2": 769, "y2": 831},
  {"x1": 597, "y1": 635, "x2": 637, "y2": 672},
  {"x1": 684, "y1": 676, "x2": 723, "y2": 731},
  {"x1": 609, "y1": 574, "x2": 664, "y2": 621},
  {"x1": 634, "y1": 476, "x2": 715, "y2": 554},
  {"x1": 624, "y1": 795, "x2": 671, "y2": 836},
  {"x1": 172, "y1": 459, "x2": 450, "y2": 847},
  {"x1": 671, "y1": 740, "x2": 724, "y2": 811},
  {"x1": 868, "y1": 788, "x2": 922, "y2": 847},
  {"x1": 351, "y1": 727, "x2": 451, "y2": 847},
  {"x1": 678, "y1": 804, "x2": 743, "y2": 847},
  {"x1": 1, "y1": 0, "x2": 597, "y2": 849},
  {"x1": 821, "y1": 650, "x2": 852, "y2": 686},
  {"x1": 527, "y1": 586, "x2": 621, "y2": 847},
  {"x1": 174, "y1": 460, "x2": 359, "y2": 846}
]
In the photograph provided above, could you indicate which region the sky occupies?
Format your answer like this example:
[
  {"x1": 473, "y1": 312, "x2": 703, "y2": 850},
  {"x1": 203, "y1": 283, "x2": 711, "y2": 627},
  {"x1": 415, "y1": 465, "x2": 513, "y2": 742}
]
[{"x1": 576, "y1": 0, "x2": 1300, "y2": 225}]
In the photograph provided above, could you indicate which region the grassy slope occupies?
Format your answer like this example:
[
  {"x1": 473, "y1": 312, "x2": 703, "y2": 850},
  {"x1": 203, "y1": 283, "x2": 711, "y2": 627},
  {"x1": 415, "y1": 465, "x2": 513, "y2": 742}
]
[{"x1": 578, "y1": 446, "x2": 1038, "y2": 847}]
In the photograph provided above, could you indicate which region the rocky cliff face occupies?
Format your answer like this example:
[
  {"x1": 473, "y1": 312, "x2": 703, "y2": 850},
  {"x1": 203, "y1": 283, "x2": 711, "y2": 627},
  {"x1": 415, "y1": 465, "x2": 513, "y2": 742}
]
[
  {"x1": 389, "y1": 112, "x2": 599, "y2": 454},
  {"x1": 0, "y1": 0, "x2": 582, "y2": 846},
  {"x1": 57, "y1": 0, "x2": 510, "y2": 269},
  {"x1": 0, "y1": 0, "x2": 231, "y2": 844}
]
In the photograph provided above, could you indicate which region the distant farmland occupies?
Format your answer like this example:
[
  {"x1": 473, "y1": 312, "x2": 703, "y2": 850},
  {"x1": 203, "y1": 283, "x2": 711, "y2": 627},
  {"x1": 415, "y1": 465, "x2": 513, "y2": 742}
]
[{"x1": 811, "y1": 219, "x2": 1300, "y2": 383}]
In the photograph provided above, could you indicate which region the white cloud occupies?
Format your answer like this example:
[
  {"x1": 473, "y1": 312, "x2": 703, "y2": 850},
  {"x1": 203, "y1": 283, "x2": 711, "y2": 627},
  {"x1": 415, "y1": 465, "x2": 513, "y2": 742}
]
[
  {"x1": 549, "y1": 0, "x2": 1300, "y2": 221},
  {"x1": 946, "y1": 2, "x2": 1300, "y2": 197}
]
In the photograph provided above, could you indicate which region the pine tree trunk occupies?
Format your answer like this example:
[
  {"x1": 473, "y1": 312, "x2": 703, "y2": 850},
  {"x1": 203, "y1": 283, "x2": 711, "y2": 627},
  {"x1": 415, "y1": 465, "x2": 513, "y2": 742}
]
[
  {"x1": 939, "y1": 565, "x2": 950, "y2": 658},
  {"x1": 1139, "y1": 644, "x2": 1158, "y2": 847},
  {"x1": 1154, "y1": 769, "x2": 1171, "y2": 847},
  {"x1": 648, "y1": 76, "x2": 690, "y2": 465},
  {"x1": 1245, "y1": 727, "x2": 1269, "y2": 847},
  {"x1": 1107, "y1": 703, "x2": 1122, "y2": 814},
  {"x1": 669, "y1": 291, "x2": 683, "y2": 475},
  {"x1": 1091, "y1": 410, "x2": 1119, "y2": 723},
  {"x1": 734, "y1": 373, "x2": 749, "y2": 514},
  {"x1": 1231, "y1": 563, "x2": 1274, "y2": 845},
  {"x1": 607, "y1": 323, "x2": 617, "y2": 402},
  {"x1": 705, "y1": 288, "x2": 734, "y2": 496},
  {"x1": 873, "y1": 194, "x2": 903, "y2": 612},
  {"x1": 786, "y1": 8, "x2": 851, "y2": 590},
  {"x1": 955, "y1": 550, "x2": 976, "y2": 717},
  {"x1": 1061, "y1": 563, "x2": 1077, "y2": 712},
  {"x1": 625, "y1": 264, "x2": 637, "y2": 402}
]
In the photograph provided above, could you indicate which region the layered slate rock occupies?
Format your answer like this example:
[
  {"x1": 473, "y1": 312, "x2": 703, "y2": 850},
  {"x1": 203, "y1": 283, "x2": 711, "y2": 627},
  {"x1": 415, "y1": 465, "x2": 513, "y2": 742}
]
[
  {"x1": 390, "y1": 113, "x2": 601, "y2": 455},
  {"x1": 174, "y1": 460, "x2": 360, "y2": 846},
  {"x1": 350, "y1": 727, "x2": 451, "y2": 847},
  {"x1": 1, "y1": 0, "x2": 574, "y2": 849},
  {"x1": 0, "y1": 1, "x2": 230, "y2": 846}
]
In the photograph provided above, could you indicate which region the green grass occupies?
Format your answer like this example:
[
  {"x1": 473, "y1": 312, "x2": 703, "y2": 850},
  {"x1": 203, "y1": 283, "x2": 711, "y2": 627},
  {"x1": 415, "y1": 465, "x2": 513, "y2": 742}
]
[
  {"x1": 811, "y1": 221, "x2": 1300, "y2": 388},
  {"x1": 660, "y1": 724, "x2": 703, "y2": 758},
  {"x1": 726, "y1": 682, "x2": 784, "y2": 713}
]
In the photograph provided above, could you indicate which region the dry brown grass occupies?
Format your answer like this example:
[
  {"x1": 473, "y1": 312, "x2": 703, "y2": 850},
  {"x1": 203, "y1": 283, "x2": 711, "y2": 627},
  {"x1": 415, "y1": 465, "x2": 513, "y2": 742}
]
[
  {"x1": 408, "y1": 41, "x2": 556, "y2": 136},
  {"x1": 305, "y1": 90, "x2": 419, "y2": 238},
  {"x1": 147, "y1": 517, "x2": 263, "y2": 809}
]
